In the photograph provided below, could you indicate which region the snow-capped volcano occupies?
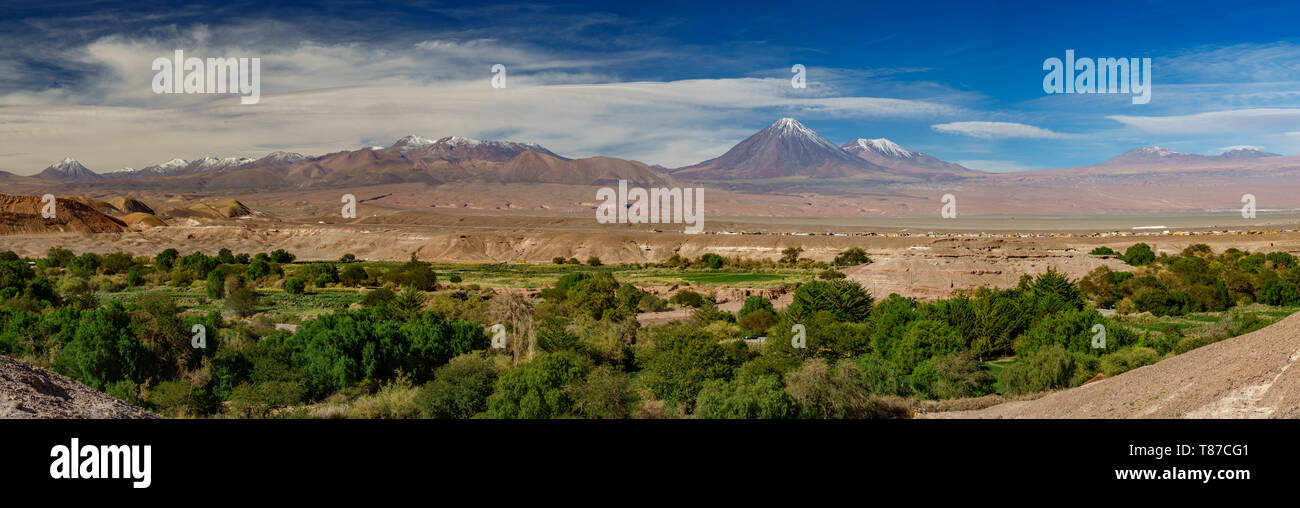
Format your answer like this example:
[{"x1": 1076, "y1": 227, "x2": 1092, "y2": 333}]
[
  {"x1": 386, "y1": 134, "x2": 561, "y2": 161},
  {"x1": 193, "y1": 156, "x2": 254, "y2": 171},
  {"x1": 37, "y1": 157, "x2": 100, "y2": 180},
  {"x1": 256, "y1": 151, "x2": 306, "y2": 165},
  {"x1": 846, "y1": 138, "x2": 915, "y2": 159},
  {"x1": 138, "y1": 158, "x2": 190, "y2": 175},
  {"x1": 391, "y1": 134, "x2": 437, "y2": 151},
  {"x1": 673, "y1": 118, "x2": 884, "y2": 180},
  {"x1": 842, "y1": 138, "x2": 976, "y2": 176}
]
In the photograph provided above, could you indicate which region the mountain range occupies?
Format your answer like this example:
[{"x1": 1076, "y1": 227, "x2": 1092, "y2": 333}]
[{"x1": 7, "y1": 118, "x2": 1299, "y2": 196}]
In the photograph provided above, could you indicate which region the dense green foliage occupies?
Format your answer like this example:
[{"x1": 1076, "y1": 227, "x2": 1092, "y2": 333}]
[{"x1": 2, "y1": 243, "x2": 1294, "y2": 419}]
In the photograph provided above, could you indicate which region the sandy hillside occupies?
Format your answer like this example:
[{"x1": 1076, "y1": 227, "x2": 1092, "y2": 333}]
[
  {"x1": 0, "y1": 355, "x2": 159, "y2": 419},
  {"x1": 931, "y1": 312, "x2": 1300, "y2": 419}
]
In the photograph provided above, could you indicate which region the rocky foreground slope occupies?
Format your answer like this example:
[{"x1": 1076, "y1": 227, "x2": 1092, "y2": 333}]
[
  {"x1": 0, "y1": 194, "x2": 127, "y2": 234},
  {"x1": 933, "y1": 312, "x2": 1300, "y2": 419},
  {"x1": 0, "y1": 355, "x2": 158, "y2": 419}
]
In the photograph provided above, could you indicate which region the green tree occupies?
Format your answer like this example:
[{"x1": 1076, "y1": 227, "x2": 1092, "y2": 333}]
[
  {"x1": 206, "y1": 269, "x2": 227, "y2": 299},
  {"x1": 284, "y1": 277, "x2": 307, "y2": 295},
  {"x1": 786, "y1": 280, "x2": 874, "y2": 323},
  {"x1": 780, "y1": 247, "x2": 803, "y2": 264},
  {"x1": 694, "y1": 371, "x2": 797, "y2": 419},
  {"x1": 1122, "y1": 243, "x2": 1155, "y2": 266},
  {"x1": 415, "y1": 354, "x2": 499, "y2": 419},
  {"x1": 225, "y1": 288, "x2": 260, "y2": 318},
  {"x1": 340, "y1": 264, "x2": 368, "y2": 287},
  {"x1": 699, "y1": 253, "x2": 724, "y2": 269},
  {"x1": 570, "y1": 365, "x2": 639, "y2": 418},
  {"x1": 485, "y1": 351, "x2": 591, "y2": 418},
  {"x1": 910, "y1": 352, "x2": 993, "y2": 400},
  {"x1": 832, "y1": 247, "x2": 871, "y2": 266},
  {"x1": 155, "y1": 248, "x2": 179, "y2": 271},
  {"x1": 640, "y1": 326, "x2": 734, "y2": 410},
  {"x1": 1001, "y1": 345, "x2": 1099, "y2": 396}
]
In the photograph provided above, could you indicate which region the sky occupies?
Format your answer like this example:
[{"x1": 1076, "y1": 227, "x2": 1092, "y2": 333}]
[{"x1": 3, "y1": 0, "x2": 1300, "y2": 175}]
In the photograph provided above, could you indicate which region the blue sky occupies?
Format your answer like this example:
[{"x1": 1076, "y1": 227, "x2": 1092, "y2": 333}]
[{"x1": 3, "y1": 0, "x2": 1300, "y2": 174}]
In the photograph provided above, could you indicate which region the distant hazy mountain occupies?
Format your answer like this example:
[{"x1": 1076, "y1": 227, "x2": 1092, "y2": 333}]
[
  {"x1": 37, "y1": 158, "x2": 100, "y2": 180},
  {"x1": 40, "y1": 134, "x2": 668, "y2": 190},
  {"x1": 1103, "y1": 146, "x2": 1283, "y2": 166},
  {"x1": 842, "y1": 137, "x2": 976, "y2": 176},
  {"x1": 673, "y1": 118, "x2": 888, "y2": 180}
]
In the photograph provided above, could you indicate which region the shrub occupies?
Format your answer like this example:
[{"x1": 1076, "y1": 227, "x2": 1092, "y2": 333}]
[
  {"x1": 1099, "y1": 346, "x2": 1159, "y2": 376},
  {"x1": 284, "y1": 277, "x2": 307, "y2": 295},
  {"x1": 269, "y1": 249, "x2": 296, "y2": 264},
  {"x1": 206, "y1": 270, "x2": 226, "y2": 299},
  {"x1": 910, "y1": 352, "x2": 993, "y2": 400},
  {"x1": 851, "y1": 355, "x2": 910, "y2": 397},
  {"x1": 349, "y1": 381, "x2": 421, "y2": 419},
  {"x1": 362, "y1": 287, "x2": 396, "y2": 307},
  {"x1": 1001, "y1": 345, "x2": 1098, "y2": 396},
  {"x1": 295, "y1": 309, "x2": 487, "y2": 398},
  {"x1": 694, "y1": 372, "x2": 796, "y2": 419},
  {"x1": 485, "y1": 351, "x2": 591, "y2": 418},
  {"x1": 817, "y1": 269, "x2": 846, "y2": 280},
  {"x1": 1260, "y1": 279, "x2": 1300, "y2": 306},
  {"x1": 385, "y1": 255, "x2": 437, "y2": 290},
  {"x1": 669, "y1": 290, "x2": 707, "y2": 308},
  {"x1": 738, "y1": 309, "x2": 777, "y2": 334},
  {"x1": 1122, "y1": 243, "x2": 1155, "y2": 266},
  {"x1": 225, "y1": 288, "x2": 260, "y2": 318},
  {"x1": 832, "y1": 247, "x2": 871, "y2": 266},
  {"x1": 148, "y1": 380, "x2": 202, "y2": 417},
  {"x1": 784, "y1": 358, "x2": 910, "y2": 419},
  {"x1": 699, "y1": 253, "x2": 724, "y2": 269},
  {"x1": 1089, "y1": 246, "x2": 1119, "y2": 256},
  {"x1": 228, "y1": 381, "x2": 307, "y2": 418},
  {"x1": 569, "y1": 365, "x2": 639, "y2": 418},
  {"x1": 737, "y1": 296, "x2": 774, "y2": 320},
  {"x1": 586, "y1": 256, "x2": 602, "y2": 267},
  {"x1": 415, "y1": 354, "x2": 499, "y2": 419},
  {"x1": 340, "y1": 264, "x2": 368, "y2": 286}
]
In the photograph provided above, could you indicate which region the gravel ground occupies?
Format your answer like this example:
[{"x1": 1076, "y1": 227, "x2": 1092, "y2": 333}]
[
  {"x1": 0, "y1": 355, "x2": 159, "y2": 419},
  {"x1": 929, "y1": 312, "x2": 1300, "y2": 419}
]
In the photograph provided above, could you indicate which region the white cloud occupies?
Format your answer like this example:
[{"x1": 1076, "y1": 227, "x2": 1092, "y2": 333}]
[
  {"x1": 0, "y1": 26, "x2": 971, "y2": 174},
  {"x1": 930, "y1": 121, "x2": 1076, "y2": 139},
  {"x1": 1108, "y1": 108, "x2": 1300, "y2": 134},
  {"x1": 0, "y1": 77, "x2": 967, "y2": 173}
]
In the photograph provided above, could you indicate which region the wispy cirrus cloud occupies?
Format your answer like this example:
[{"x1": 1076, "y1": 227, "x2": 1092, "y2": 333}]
[
  {"x1": 930, "y1": 121, "x2": 1078, "y2": 140},
  {"x1": 1108, "y1": 108, "x2": 1300, "y2": 134}
]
